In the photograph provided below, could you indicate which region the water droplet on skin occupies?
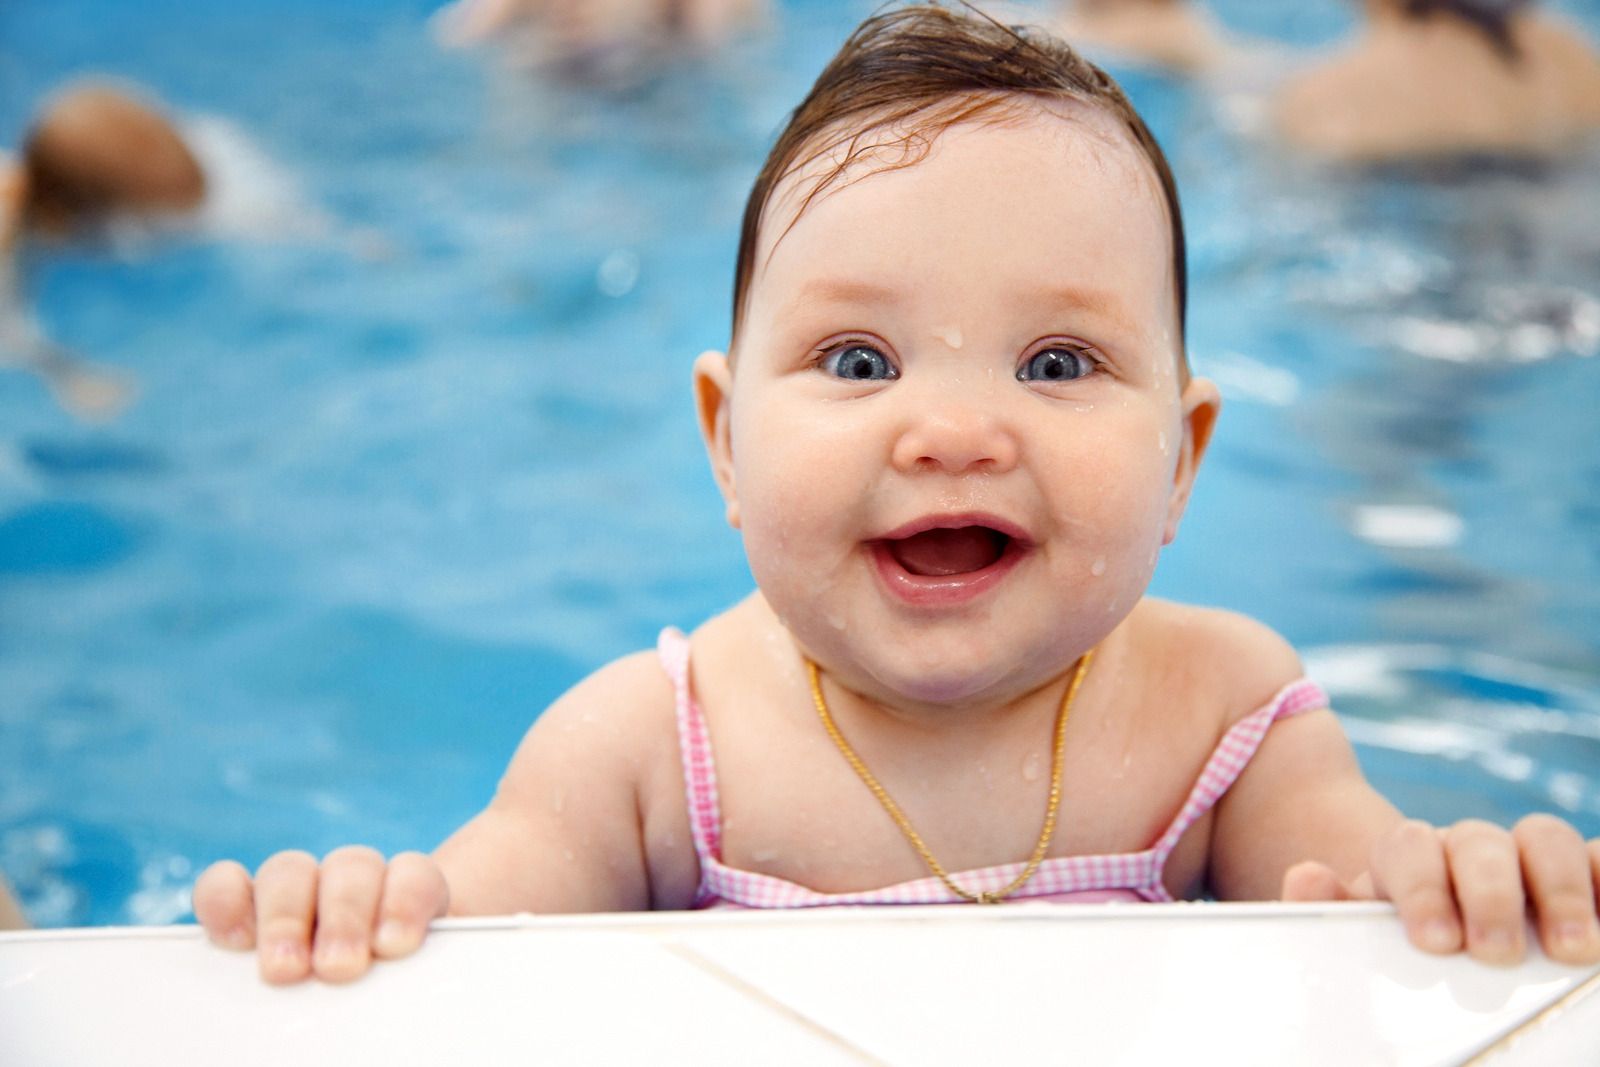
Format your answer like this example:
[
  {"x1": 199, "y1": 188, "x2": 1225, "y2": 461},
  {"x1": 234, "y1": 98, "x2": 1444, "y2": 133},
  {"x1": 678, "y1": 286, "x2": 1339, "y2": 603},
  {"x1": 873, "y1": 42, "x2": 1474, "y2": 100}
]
[
  {"x1": 976, "y1": 762, "x2": 996, "y2": 792},
  {"x1": 752, "y1": 848, "x2": 781, "y2": 863},
  {"x1": 1158, "y1": 431, "x2": 1168, "y2": 455},
  {"x1": 1022, "y1": 751, "x2": 1044, "y2": 782},
  {"x1": 1090, "y1": 558, "x2": 1106, "y2": 577},
  {"x1": 826, "y1": 612, "x2": 846, "y2": 631},
  {"x1": 934, "y1": 325, "x2": 964, "y2": 349}
]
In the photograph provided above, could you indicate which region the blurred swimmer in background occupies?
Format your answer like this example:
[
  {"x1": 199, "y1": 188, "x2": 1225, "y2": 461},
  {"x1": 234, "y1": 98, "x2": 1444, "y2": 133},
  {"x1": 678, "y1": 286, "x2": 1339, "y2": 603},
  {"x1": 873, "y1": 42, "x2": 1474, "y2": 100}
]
[
  {"x1": 1, "y1": 81, "x2": 203, "y2": 419},
  {"x1": 1048, "y1": 0, "x2": 1230, "y2": 74},
  {"x1": 1275, "y1": 0, "x2": 1600, "y2": 161},
  {"x1": 11, "y1": 82, "x2": 207, "y2": 241},
  {"x1": 3, "y1": 78, "x2": 379, "y2": 420},
  {"x1": 432, "y1": 0, "x2": 767, "y2": 83}
]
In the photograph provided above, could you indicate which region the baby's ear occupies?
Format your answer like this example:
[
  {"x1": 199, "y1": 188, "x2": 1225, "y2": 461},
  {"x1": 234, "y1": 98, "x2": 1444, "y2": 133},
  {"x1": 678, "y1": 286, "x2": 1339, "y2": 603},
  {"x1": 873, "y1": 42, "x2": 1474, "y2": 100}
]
[
  {"x1": 1163, "y1": 377, "x2": 1221, "y2": 544},
  {"x1": 692, "y1": 350, "x2": 740, "y2": 529}
]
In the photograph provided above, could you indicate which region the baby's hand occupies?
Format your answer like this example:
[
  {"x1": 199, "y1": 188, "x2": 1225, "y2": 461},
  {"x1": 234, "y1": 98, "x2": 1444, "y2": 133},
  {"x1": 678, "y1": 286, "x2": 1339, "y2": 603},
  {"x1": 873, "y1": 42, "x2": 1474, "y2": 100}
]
[
  {"x1": 1282, "y1": 816, "x2": 1600, "y2": 966},
  {"x1": 192, "y1": 848, "x2": 449, "y2": 984}
]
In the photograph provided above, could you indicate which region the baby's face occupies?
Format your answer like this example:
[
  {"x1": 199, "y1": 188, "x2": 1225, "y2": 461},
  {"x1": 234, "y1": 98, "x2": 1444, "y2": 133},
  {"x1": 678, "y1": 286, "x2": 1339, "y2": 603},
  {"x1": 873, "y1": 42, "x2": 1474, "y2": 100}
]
[{"x1": 698, "y1": 100, "x2": 1218, "y2": 709}]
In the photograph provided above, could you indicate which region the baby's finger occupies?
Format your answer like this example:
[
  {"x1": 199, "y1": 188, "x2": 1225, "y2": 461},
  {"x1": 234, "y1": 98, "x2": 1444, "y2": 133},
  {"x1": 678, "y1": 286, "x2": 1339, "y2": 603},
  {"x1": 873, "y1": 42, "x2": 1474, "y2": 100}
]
[
  {"x1": 372, "y1": 851, "x2": 450, "y2": 960},
  {"x1": 192, "y1": 860, "x2": 256, "y2": 950},
  {"x1": 1445, "y1": 820, "x2": 1525, "y2": 965},
  {"x1": 253, "y1": 850, "x2": 319, "y2": 985},
  {"x1": 1280, "y1": 861, "x2": 1353, "y2": 902},
  {"x1": 1514, "y1": 815, "x2": 1600, "y2": 964},
  {"x1": 1370, "y1": 819, "x2": 1462, "y2": 954},
  {"x1": 311, "y1": 846, "x2": 387, "y2": 983}
]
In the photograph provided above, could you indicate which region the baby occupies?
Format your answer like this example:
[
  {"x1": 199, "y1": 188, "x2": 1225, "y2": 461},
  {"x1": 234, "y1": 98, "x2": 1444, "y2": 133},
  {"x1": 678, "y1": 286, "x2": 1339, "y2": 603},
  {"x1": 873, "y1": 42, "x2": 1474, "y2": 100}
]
[{"x1": 194, "y1": 4, "x2": 1600, "y2": 984}]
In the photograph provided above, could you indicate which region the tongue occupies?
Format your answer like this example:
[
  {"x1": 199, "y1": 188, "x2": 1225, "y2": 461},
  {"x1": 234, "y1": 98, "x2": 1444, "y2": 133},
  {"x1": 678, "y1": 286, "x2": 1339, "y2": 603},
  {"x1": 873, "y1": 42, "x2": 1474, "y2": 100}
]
[{"x1": 887, "y1": 528, "x2": 1006, "y2": 577}]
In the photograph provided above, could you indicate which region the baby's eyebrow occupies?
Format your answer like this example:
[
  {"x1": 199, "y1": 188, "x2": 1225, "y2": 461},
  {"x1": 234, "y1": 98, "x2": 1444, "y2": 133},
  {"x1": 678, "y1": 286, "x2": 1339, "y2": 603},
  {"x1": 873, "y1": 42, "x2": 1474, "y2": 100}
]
[
  {"x1": 1029, "y1": 284, "x2": 1142, "y2": 337},
  {"x1": 793, "y1": 277, "x2": 902, "y2": 307},
  {"x1": 787, "y1": 277, "x2": 1153, "y2": 340}
]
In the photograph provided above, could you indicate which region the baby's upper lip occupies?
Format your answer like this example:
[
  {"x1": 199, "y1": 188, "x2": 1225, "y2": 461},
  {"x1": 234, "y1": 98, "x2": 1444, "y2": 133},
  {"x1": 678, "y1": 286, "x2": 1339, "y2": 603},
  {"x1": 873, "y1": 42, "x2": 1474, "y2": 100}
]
[{"x1": 873, "y1": 512, "x2": 1034, "y2": 546}]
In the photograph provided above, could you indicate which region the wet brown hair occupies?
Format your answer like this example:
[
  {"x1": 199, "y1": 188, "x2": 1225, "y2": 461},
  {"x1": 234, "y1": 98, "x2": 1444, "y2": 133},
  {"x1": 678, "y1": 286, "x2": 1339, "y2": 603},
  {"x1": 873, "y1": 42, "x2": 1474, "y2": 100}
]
[
  {"x1": 21, "y1": 82, "x2": 206, "y2": 236},
  {"x1": 730, "y1": 3, "x2": 1188, "y2": 379}
]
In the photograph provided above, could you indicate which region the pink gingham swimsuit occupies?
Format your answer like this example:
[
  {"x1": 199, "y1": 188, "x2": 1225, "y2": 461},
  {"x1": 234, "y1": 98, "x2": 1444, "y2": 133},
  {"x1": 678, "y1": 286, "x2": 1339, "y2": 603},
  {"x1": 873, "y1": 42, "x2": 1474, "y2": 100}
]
[{"x1": 657, "y1": 627, "x2": 1330, "y2": 908}]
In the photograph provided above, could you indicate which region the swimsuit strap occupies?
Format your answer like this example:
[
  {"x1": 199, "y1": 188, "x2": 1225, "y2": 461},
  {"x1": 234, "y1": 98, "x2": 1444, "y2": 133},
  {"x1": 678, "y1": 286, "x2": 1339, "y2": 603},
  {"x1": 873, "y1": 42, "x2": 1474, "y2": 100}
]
[
  {"x1": 657, "y1": 628, "x2": 724, "y2": 889},
  {"x1": 1147, "y1": 678, "x2": 1330, "y2": 871}
]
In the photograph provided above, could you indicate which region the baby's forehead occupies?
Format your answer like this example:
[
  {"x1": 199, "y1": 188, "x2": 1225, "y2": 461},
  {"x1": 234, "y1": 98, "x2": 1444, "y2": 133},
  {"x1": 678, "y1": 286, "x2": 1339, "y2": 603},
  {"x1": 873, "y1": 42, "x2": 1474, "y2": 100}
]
[{"x1": 756, "y1": 93, "x2": 1165, "y2": 265}]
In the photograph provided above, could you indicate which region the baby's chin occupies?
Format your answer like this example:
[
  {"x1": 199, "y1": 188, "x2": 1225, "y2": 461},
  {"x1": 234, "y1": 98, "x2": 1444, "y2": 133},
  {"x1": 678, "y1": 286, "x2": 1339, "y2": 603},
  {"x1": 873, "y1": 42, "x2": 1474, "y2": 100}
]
[
  {"x1": 877, "y1": 669, "x2": 1021, "y2": 710},
  {"x1": 801, "y1": 628, "x2": 1056, "y2": 710}
]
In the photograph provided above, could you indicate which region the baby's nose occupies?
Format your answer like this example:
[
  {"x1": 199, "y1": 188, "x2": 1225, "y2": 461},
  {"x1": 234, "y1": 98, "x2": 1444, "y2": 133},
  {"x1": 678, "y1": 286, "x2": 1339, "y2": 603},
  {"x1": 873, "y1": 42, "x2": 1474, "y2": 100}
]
[{"x1": 890, "y1": 393, "x2": 1020, "y2": 475}]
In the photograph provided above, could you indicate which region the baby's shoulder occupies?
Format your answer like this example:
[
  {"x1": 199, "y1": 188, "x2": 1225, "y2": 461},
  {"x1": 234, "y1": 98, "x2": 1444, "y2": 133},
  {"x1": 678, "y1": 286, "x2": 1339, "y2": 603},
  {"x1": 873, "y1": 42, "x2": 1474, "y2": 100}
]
[
  {"x1": 509, "y1": 647, "x2": 679, "y2": 784},
  {"x1": 1126, "y1": 598, "x2": 1306, "y2": 727},
  {"x1": 546, "y1": 646, "x2": 676, "y2": 721},
  {"x1": 489, "y1": 644, "x2": 697, "y2": 869},
  {"x1": 686, "y1": 592, "x2": 786, "y2": 674}
]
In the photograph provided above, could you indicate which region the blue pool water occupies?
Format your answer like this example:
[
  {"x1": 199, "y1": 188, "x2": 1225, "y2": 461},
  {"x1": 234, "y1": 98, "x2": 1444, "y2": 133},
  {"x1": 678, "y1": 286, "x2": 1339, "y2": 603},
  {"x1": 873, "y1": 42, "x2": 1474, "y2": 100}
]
[{"x1": 2, "y1": 1, "x2": 1598, "y2": 926}]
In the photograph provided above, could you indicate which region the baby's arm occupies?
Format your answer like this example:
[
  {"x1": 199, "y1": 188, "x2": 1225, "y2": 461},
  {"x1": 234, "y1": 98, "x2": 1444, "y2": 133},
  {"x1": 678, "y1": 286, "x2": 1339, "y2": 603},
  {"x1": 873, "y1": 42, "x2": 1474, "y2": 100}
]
[
  {"x1": 1205, "y1": 621, "x2": 1600, "y2": 965},
  {"x1": 193, "y1": 650, "x2": 685, "y2": 983}
]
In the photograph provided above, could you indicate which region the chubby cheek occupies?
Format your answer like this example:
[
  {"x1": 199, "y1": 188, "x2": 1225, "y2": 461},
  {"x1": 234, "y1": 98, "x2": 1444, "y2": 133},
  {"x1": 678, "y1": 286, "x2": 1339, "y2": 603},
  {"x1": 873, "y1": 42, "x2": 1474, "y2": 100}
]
[
  {"x1": 1040, "y1": 537, "x2": 1153, "y2": 635},
  {"x1": 1099, "y1": 535, "x2": 1162, "y2": 622},
  {"x1": 1049, "y1": 442, "x2": 1174, "y2": 614},
  {"x1": 730, "y1": 416, "x2": 864, "y2": 602}
]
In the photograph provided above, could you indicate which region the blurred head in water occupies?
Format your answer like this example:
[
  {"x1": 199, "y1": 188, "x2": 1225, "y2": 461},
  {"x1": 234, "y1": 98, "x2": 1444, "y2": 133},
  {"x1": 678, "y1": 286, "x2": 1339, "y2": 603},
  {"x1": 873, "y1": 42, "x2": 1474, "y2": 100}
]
[
  {"x1": 1, "y1": 81, "x2": 198, "y2": 419},
  {"x1": 19, "y1": 81, "x2": 205, "y2": 238},
  {"x1": 1369, "y1": 0, "x2": 1534, "y2": 61}
]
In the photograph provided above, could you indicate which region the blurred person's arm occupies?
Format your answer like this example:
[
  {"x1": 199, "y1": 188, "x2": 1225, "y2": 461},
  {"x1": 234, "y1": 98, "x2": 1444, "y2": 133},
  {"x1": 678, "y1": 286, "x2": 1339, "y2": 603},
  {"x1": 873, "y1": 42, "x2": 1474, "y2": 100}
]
[
  {"x1": 0, "y1": 873, "x2": 28, "y2": 930},
  {"x1": 1, "y1": 154, "x2": 24, "y2": 254}
]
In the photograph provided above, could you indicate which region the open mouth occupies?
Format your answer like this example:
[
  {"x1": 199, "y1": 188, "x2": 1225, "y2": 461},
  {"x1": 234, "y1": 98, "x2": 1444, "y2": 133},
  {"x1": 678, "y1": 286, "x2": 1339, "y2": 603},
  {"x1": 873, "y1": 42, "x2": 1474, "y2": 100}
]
[
  {"x1": 884, "y1": 526, "x2": 1010, "y2": 577},
  {"x1": 869, "y1": 518, "x2": 1028, "y2": 606}
]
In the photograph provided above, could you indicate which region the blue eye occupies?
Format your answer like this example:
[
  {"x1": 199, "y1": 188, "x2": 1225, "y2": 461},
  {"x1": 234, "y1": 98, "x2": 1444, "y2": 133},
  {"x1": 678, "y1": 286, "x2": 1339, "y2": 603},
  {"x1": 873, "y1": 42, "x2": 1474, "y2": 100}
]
[
  {"x1": 822, "y1": 344, "x2": 898, "y2": 381},
  {"x1": 1018, "y1": 347, "x2": 1096, "y2": 383}
]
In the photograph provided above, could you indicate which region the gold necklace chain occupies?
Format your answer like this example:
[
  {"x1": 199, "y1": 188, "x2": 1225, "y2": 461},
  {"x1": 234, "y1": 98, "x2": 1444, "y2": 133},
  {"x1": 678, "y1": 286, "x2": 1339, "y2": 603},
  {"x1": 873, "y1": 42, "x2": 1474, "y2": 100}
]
[{"x1": 805, "y1": 648, "x2": 1096, "y2": 904}]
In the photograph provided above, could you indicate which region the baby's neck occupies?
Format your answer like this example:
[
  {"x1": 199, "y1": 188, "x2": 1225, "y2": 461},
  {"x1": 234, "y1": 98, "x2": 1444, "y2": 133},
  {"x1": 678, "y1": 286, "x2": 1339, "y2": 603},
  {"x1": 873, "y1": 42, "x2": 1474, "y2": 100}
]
[{"x1": 795, "y1": 627, "x2": 1099, "y2": 740}]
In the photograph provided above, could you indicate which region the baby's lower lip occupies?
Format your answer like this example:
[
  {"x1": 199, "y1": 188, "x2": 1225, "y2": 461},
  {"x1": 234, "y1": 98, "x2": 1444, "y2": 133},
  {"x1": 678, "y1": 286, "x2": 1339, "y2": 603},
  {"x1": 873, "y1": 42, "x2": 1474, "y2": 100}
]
[{"x1": 867, "y1": 538, "x2": 1027, "y2": 607}]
